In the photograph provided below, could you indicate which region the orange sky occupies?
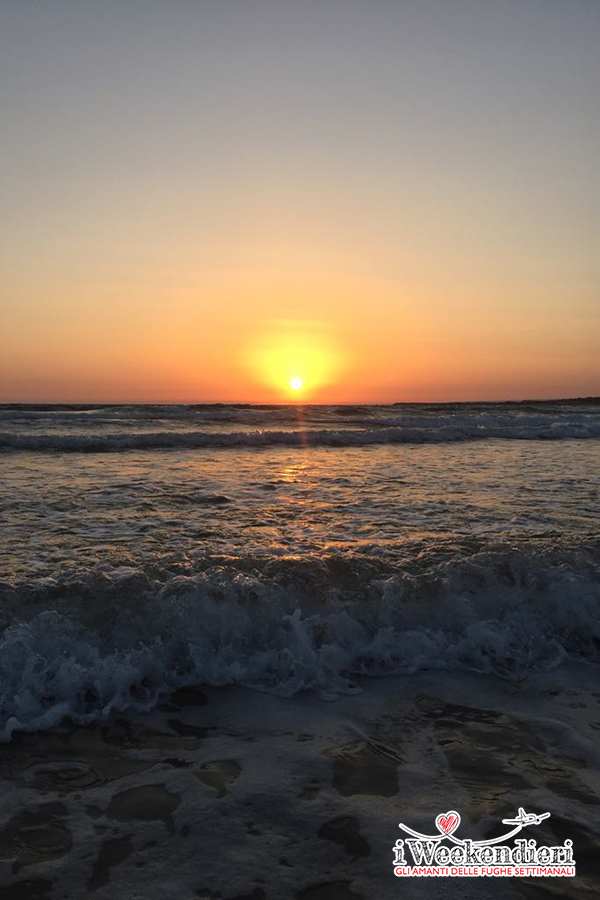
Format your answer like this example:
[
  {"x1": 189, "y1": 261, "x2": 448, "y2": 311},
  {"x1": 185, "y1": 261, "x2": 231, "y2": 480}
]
[{"x1": 1, "y1": 1, "x2": 599, "y2": 404}]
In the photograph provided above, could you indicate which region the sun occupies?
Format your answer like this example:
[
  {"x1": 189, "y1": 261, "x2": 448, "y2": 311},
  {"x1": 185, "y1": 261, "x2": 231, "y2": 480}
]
[{"x1": 244, "y1": 323, "x2": 349, "y2": 400}]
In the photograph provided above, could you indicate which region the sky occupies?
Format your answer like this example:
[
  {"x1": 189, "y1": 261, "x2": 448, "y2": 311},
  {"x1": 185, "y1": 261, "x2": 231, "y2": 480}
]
[{"x1": 1, "y1": 0, "x2": 599, "y2": 403}]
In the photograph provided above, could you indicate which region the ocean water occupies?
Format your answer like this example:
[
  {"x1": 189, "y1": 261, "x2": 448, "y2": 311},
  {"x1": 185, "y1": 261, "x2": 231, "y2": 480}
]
[{"x1": 1, "y1": 400, "x2": 599, "y2": 741}]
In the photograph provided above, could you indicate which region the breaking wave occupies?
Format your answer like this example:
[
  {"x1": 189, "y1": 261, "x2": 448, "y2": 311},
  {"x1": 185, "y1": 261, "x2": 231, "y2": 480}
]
[{"x1": 1, "y1": 537, "x2": 599, "y2": 740}]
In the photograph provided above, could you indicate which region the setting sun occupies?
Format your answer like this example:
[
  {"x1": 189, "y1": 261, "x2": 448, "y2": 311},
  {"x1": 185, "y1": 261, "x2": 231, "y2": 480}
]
[{"x1": 244, "y1": 321, "x2": 348, "y2": 401}]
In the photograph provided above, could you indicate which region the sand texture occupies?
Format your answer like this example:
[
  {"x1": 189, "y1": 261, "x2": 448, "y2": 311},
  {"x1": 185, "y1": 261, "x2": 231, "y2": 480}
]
[{"x1": 0, "y1": 664, "x2": 599, "y2": 899}]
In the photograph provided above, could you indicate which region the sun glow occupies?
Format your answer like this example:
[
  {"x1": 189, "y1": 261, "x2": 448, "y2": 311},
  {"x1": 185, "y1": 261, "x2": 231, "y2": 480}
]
[{"x1": 244, "y1": 321, "x2": 348, "y2": 401}]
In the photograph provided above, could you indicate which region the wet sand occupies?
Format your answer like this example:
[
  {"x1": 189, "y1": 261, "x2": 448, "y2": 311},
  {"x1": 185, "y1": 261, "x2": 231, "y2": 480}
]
[{"x1": 0, "y1": 663, "x2": 599, "y2": 899}]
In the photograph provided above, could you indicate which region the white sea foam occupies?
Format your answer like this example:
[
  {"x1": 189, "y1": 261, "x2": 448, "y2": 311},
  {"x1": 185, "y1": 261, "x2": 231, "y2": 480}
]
[{"x1": 1, "y1": 541, "x2": 599, "y2": 740}]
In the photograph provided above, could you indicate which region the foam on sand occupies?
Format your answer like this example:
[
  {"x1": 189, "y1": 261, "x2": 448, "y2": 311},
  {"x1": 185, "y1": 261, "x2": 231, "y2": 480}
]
[{"x1": 0, "y1": 664, "x2": 598, "y2": 897}]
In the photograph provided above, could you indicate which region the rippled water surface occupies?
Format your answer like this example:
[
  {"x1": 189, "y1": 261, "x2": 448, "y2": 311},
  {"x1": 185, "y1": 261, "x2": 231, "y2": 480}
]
[
  {"x1": 1, "y1": 438, "x2": 599, "y2": 579},
  {"x1": 1, "y1": 402, "x2": 599, "y2": 737}
]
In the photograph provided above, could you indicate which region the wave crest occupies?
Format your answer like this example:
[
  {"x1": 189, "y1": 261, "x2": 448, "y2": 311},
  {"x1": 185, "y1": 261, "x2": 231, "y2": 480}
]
[
  {"x1": 1, "y1": 538, "x2": 599, "y2": 740},
  {"x1": 2, "y1": 416, "x2": 600, "y2": 452}
]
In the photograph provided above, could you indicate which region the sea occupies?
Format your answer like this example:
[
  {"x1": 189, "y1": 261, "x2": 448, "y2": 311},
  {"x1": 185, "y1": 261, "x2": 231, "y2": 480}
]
[{"x1": 1, "y1": 399, "x2": 600, "y2": 742}]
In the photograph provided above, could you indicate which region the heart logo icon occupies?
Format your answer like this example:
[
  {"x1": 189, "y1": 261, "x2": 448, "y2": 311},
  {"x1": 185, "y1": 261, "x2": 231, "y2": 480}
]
[{"x1": 435, "y1": 811, "x2": 460, "y2": 836}]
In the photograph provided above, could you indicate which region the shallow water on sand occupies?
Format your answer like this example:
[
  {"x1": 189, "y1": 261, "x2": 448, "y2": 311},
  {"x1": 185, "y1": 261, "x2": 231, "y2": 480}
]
[{"x1": 1, "y1": 665, "x2": 599, "y2": 899}]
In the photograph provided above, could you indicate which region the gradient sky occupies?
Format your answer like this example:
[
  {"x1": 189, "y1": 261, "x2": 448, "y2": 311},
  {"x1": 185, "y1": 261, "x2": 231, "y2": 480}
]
[{"x1": 1, "y1": 0, "x2": 599, "y2": 403}]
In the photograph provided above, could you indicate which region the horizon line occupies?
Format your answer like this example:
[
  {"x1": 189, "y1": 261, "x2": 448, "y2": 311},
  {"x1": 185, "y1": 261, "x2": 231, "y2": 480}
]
[{"x1": 1, "y1": 395, "x2": 599, "y2": 407}]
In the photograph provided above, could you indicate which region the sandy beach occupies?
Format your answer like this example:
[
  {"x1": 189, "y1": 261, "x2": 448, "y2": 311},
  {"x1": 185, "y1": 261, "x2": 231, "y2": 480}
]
[{"x1": 0, "y1": 662, "x2": 598, "y2": 898}]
